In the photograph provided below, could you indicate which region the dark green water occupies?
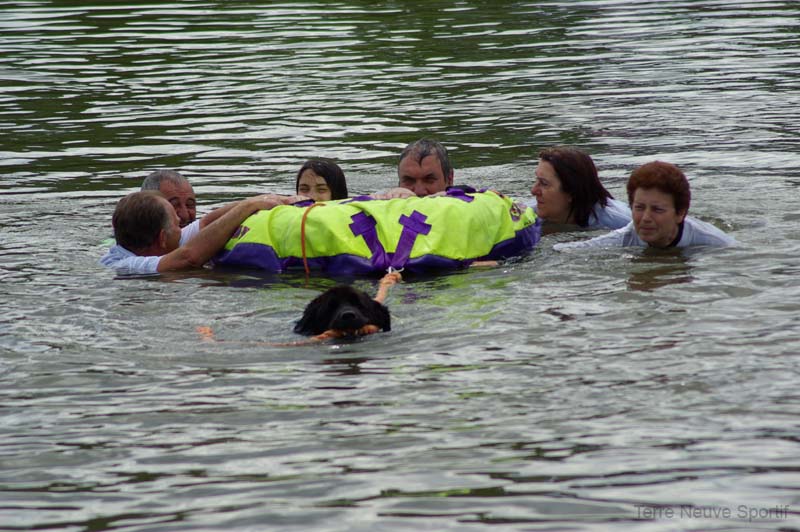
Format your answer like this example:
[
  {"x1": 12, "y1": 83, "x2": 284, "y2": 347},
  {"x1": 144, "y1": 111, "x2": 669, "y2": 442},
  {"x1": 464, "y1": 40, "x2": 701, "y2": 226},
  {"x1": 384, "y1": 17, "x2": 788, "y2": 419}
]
[{"x1": 2, "y1": 1, "x2": 799, "y2": 530}]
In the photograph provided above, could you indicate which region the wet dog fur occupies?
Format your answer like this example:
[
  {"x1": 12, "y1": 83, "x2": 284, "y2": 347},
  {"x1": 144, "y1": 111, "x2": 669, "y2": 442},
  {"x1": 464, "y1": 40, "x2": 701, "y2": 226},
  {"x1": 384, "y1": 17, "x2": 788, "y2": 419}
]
[{"x1": 294, "y1": 285, "x2": 391, "y2": 336}]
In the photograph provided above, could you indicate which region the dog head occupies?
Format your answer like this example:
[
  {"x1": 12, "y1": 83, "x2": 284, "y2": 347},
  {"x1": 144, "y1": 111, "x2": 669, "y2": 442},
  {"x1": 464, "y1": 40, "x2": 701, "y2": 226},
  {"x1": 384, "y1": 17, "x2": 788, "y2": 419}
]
[{"x1": 294, "y1": 285, "x2": 391, "y2": 336}]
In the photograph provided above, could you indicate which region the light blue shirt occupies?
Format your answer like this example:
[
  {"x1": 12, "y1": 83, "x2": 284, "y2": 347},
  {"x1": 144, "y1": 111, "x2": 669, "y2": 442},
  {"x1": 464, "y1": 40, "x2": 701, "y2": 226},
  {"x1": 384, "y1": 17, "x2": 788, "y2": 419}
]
[
  {"x1": 587, "y1": 198, "x2": 631, "y2": 230},
  {"x1": 524, "y1": 197, "x2": 631, "y2": 230},
  {"x1": 554, "y1": 216, "x2": 737, "y2": 250},
  {"x1": 99, "y1": 220, "x2": 200, "y2": 274},
  {"x1": 99, "y1": 245, "x2": 161, "y2": 274}
]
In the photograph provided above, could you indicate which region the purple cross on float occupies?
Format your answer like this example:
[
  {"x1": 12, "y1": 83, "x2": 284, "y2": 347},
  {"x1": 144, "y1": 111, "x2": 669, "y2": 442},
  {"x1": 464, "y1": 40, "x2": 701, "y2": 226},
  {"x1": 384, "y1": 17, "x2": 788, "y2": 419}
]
[
  {"x1": 349, "y1": 212, "x2": 386, "y2": 269},
  {"x1": 231, "y1": 225, "x2": 250, "y2": 239},
  {"x1": 391, "y1": 210, "x2": 432, "y2": 269}
]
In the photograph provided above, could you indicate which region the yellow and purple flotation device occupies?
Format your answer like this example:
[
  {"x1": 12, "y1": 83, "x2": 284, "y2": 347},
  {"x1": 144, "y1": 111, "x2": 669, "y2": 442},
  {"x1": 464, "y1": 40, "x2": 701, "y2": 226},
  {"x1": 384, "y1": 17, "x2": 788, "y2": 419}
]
[{"x1": 214, "y1": 189, "x2": 540, "y2": 275}]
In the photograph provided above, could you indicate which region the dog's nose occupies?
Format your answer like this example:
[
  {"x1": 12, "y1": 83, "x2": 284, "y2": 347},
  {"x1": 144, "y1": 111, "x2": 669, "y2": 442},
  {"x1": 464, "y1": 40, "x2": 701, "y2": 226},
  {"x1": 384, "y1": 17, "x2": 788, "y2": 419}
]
[
  {"x1": 340, "y1": 310, "x2": 357, "y2": 322},
  {"x1": 332, "y1": 305, "x2": 366, "y2": 330}
]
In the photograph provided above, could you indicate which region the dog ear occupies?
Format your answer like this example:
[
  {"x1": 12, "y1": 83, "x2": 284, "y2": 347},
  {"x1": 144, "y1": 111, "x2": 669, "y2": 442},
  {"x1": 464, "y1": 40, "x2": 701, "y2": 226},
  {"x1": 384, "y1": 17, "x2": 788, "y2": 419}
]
[
  {"x1": 293, "y1": 307, "x2": 314, "y2": 335},
  {"x1": 370, "y1": 299, "x2": 391, "y2": 332},
  {"x1": 294, "y1": 291, "x2": 330, "y2": 335}
]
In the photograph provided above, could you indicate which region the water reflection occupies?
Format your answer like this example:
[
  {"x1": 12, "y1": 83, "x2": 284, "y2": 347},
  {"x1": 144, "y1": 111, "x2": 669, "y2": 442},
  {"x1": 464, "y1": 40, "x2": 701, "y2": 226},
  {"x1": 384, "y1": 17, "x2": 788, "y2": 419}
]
[
  {"x1": 626, "y1": 252, "x2": 694, "y2": 292},
  {"x1": 3, "y1": 1, "x2": 800, "y2": 531},
  {"x1": 318, "y1": 356, "x2": 375, "y2": 376}
]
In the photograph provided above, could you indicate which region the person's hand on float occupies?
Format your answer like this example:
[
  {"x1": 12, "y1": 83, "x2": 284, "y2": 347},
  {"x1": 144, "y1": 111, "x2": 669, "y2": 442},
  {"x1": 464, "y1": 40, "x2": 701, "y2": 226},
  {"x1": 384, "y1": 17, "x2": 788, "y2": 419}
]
[
  {"x1": 278, "y1": 194, "x2": 312, "y2": 205},
  {"x1": 371, "y1": 187, "x2": 416, "y2": 200},
  {"x1": 252, "y1": 193, "x2": 311, "y2": 205}
]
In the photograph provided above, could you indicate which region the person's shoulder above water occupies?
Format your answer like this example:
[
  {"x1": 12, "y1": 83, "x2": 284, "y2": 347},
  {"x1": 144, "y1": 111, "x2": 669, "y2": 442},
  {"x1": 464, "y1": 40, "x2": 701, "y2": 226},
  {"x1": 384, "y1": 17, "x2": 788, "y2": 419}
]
[
  {"x1": 676, "y1": 216, "x2": 737, "y2": 247},
  {"x1": 553, "y1": 222, "x2": 634, "y2": 251},
  {"x1": 554, "y1": 216, "x2": 736, "y2": 251},
  {"x1": 523, "y1": 196, "x2": 630, "y2": 230},
  {"x1": 587, "y1": 197, "x2": 631, "y2": 230},
  {"x1": 179, "y1": 219, "x2": 201, "y2": 246}
]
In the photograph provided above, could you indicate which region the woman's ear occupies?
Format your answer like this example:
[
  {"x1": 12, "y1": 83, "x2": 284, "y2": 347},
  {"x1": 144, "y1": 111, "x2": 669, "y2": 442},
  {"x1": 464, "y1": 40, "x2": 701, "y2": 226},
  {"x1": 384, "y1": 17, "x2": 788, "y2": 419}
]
[{"x1": 676, "y1": 208, "x2": 688, "y2": 224}]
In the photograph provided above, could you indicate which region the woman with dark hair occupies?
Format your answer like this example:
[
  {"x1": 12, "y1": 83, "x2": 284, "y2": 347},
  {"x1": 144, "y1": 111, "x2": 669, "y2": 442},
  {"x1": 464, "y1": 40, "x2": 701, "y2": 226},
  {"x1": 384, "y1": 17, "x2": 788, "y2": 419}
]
[
  {"x1": 555, "y1": 161, "x2": 736, "y2": 250},
  {"x1": 530, "y1": 146, "x2": 630, "y2": 229},
  {"x1": 296, "y1": 158, "x2": 348, "y2": 201}
]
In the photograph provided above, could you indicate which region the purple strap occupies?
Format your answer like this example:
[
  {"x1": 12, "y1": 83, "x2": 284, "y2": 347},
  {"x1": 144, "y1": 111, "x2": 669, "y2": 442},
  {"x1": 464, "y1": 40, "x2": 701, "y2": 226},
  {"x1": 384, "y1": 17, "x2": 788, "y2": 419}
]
[
  {"x1": 445, "y1": 187, "x2": 475, "y2": 202},
  {"x1": 349, "y1": 212, "x2": 386, "y2": 268},
  {"x1": 391, "y1": 210, "x2": 431, "y2": 269},
  {"x1": 231, "y1": 225, "x2": 250, "y2": 239},
  {"x1": 341, "y1": 195, "x2": 376, "y2": 204}
]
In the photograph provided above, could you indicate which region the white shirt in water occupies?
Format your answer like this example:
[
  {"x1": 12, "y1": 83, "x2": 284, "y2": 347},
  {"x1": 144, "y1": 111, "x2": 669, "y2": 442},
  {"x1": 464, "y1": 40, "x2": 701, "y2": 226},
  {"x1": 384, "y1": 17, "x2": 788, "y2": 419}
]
[
  {"x1": 553, "y1": 216, "x2": 737, "y2": 251},
  {"x1": 523, "y1": 197, "x2": 631, "y2": 230},
  {"x1": 99, "y1": 245, "x2": 161, "y2": 275},
  {"x1": 179, "y1": 219, "x2": 201, "y2": 245},
  {"x1": 99, "y1": 219, "x2": 201, "y2": 275}
]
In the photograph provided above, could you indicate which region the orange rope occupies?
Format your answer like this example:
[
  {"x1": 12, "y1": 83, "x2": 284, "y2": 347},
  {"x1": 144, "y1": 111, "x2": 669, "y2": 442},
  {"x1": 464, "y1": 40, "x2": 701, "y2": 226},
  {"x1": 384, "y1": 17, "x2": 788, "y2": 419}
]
[
  {"x1": 311, "y1": 324, "x2": 381, "y2": 342},
  {"x1": 300, "y1": 202, "x2": 324, "y2": 277},
  {"x1": 470, "y1": 260, "x2": 499, "y2": 268},
  {"x1": 196, "y1": 324, "x2": 381, "y2": 347}
]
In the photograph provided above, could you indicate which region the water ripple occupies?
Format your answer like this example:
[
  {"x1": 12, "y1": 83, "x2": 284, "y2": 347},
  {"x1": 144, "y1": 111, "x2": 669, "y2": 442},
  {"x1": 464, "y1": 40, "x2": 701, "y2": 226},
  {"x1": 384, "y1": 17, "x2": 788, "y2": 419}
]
[{"x1": 2, "y1": 1, "x2": 800, "y2": 530}]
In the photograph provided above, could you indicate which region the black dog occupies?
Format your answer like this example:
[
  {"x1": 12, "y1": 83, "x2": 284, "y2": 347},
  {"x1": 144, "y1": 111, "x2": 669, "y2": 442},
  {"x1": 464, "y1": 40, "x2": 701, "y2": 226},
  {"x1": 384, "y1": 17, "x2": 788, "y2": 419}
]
[{"x1": 294, "y1": 285, "x2": 391, "y2": 337}]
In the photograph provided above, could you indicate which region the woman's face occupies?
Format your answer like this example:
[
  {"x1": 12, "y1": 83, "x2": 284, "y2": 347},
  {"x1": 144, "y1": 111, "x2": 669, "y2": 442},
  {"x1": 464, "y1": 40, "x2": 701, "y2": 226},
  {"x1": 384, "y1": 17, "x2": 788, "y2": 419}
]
[
  {"x1": 631, "y1": 187, "x2": 687, "y2": 247},
  {"x1": 297, "y1": 169, "x2": 332, "y2": 202},
  {"x1": 531, "y1": 159, "x2": 573, "y2": 224}
]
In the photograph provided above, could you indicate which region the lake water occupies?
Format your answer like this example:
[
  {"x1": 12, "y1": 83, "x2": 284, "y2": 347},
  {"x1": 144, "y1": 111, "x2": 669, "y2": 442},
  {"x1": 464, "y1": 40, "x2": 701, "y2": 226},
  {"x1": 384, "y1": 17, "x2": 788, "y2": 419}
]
[{"x1": 2, "y1": 1, "x2": 800, "y2": 530}]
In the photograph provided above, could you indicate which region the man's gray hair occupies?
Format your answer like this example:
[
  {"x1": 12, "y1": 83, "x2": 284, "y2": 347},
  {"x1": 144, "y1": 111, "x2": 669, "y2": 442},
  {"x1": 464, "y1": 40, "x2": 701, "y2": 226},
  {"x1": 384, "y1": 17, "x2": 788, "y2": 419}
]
[
  {"x1": 398, "y1": 139, "x2": 452, "y2": 180},
  {"x1": 141, "y1": 169, "x2": 187, "y2": 191}
]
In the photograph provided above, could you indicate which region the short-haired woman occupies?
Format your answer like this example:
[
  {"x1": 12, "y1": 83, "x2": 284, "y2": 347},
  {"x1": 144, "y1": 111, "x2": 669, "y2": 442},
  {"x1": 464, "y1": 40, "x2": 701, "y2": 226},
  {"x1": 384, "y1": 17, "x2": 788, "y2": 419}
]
[{"x1": 555, "y1": 161, "x2": 736, "y2": 250}]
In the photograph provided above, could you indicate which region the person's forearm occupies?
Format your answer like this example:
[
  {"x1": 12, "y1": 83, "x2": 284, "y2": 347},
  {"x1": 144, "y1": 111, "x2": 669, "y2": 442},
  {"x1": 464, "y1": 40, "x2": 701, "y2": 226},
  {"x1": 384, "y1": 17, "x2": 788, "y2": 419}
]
[
  {"x1": 159, "y1": 196, "x2": 282, "y2": 271},
  {"x1": 199, "y1": 201, "x2": 241, "y2": 228},
  {"x1": 184, "y1": 198, "x2": 271, "y2": 265},
  {"x1": 201, "y1": 193, "x2": 309, "y2": 228},
  {"x1": 371, "y1": 187, "x2": 416, "y2": 200}
]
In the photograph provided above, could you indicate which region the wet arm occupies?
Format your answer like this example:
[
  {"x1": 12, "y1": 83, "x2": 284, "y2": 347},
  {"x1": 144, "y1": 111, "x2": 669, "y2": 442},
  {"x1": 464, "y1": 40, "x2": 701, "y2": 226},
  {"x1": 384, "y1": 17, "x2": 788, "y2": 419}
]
[
  {"x1": 200, "y1": 194, "x2": 309, "y2": 228},
  {"x1": 158, "y1": 195, "x2": 287, "y2": 272},
  {"x1": 199, "y1": 201, "x2": 241, "y2": 229}
]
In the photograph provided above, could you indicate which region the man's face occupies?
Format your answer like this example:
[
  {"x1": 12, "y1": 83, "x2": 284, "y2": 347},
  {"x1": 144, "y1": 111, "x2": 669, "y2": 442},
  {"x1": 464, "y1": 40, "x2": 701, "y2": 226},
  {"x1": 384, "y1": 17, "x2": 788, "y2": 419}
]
[
  {"x1": 159, "y1": 180, "x2": 196, "y2": 227},
  {"x1": 398, "y1": 154, "x2": 452, "y2": 197},
  {"x1": 158, "y1": 198, "x2": 183, "y2": 253}
]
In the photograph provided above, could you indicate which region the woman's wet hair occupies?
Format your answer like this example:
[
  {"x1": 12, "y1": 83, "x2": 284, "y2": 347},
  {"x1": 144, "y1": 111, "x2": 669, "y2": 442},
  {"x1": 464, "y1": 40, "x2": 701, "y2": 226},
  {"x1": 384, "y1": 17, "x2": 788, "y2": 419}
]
[
  {"x1": 538, "y1": 146, "x2": 612, "y2": 227},
  {"x1": 627, "y1": 161, "x2": 691, "y2": 214},
  {"x1": 295, "y1": 158, "x2": 348, "y2": 200}
]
